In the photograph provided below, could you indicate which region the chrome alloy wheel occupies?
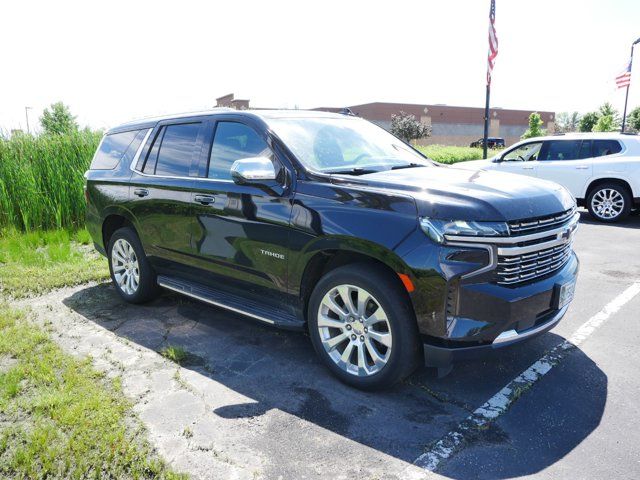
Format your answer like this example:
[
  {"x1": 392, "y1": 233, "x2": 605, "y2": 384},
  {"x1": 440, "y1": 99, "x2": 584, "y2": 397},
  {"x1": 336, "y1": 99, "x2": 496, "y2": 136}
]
[
  {"x1": 111, "y1": 238, "x2": 140, "y2": 295},
  {"x1": 591, "y1": 188, "x2": 625, "y2": 219},
  {"x1": 317, "y1": 285, "x2": 393, "y2": 377}
]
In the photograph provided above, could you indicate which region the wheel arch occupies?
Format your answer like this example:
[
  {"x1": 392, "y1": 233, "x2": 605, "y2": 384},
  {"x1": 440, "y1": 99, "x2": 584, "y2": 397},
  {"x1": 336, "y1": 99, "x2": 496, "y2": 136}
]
[
  {"x1": 101, "y1": 207, "x2": 139, "y2": 251},
  {"x1": 296, "y1": 238, "x2": 415, "y2": 323},
  {"x1": 584, "y1": 177, "x2": 634, "y2": 200}
]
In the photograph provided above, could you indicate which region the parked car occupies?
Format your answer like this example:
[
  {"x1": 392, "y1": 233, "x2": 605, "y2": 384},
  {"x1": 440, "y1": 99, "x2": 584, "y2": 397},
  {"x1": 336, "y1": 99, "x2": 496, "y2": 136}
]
[
  {"x1": 85, "y1": 110, "x2": 578, "y2": 389},
  {"x1": 458, "y1": 133, "x2": 640, "y2": 222},
  {"x1": 470, "y1": 137, "x2": 505, "y2": 149}
]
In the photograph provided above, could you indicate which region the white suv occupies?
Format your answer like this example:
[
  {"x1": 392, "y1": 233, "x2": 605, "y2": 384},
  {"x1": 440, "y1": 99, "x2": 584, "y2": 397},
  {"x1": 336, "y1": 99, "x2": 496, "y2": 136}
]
[{"x1": 457, "y1": 133, "x2": 640, "y2": 222}]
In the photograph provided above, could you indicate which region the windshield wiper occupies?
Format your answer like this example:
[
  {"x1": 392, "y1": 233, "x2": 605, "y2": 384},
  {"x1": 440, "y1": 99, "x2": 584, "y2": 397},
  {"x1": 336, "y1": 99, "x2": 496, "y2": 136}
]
[
  {"x1": 390, "y1": 163, "x2": 426, "y2": 170},
  {"x1": 325, "y1": 167, "x2": 380, "y2": 176}
]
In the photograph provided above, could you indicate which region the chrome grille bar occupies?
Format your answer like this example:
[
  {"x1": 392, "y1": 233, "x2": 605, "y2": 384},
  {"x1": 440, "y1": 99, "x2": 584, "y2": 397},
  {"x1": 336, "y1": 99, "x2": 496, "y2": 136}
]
[{"x1": 508, "y1": 208, "x2": 576, "y2": 235}]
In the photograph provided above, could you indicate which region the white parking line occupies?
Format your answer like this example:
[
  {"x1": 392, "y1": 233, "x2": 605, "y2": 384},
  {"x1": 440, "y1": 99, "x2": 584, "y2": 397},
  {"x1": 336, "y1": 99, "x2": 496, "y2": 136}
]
[{"x1": 411, "y1": 281, "x2": 640, "y2": 473}]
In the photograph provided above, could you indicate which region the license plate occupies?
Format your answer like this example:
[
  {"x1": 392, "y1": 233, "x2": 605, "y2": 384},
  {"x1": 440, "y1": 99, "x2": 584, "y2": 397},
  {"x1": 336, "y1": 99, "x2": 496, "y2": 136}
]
[{"x1": 557, "y1": 280, "x2": 576, "y2": 309}]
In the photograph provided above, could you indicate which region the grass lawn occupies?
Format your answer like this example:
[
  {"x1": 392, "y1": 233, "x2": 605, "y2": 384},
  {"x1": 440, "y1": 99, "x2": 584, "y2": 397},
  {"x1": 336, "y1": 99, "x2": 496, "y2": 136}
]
[
  {"x1": 0, "y1": 304, "x2": 185, "y2": 479},
  {"x1": 0, "y1": 228, "x2": 109, "y2": 298},
  {"x1": 0, "y1": 229, "x2": 185, "y2": 477},
  {"x1": 416, "y1": 144, "x2": 492, "y2": 164}
]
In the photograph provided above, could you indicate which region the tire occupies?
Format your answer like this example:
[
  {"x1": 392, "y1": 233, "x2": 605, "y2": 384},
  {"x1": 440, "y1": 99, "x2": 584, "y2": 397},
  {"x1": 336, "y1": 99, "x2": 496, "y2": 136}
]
[
  {"x1": 307, "y1": 263, "x2": 420, "y2": 390},
  {"x1": 107, "y1": 226, "x2": 160, "y2": 303},
  {"x1": 587, "y1": 183, "x2": 632, "y2": 223}
]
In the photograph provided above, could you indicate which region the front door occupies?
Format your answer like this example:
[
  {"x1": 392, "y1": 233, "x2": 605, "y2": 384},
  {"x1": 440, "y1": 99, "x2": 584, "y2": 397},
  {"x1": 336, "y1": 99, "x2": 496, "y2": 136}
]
[
  {"x1": 188, "y1": 118, "x2": 294, "y2": 309},
  {"x1": 493, "y1": 141, "x2": 543, "y2": 177}
]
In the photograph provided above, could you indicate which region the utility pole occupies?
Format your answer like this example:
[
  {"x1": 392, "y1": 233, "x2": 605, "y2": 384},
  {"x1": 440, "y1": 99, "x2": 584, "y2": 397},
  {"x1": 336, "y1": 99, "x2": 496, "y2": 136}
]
[{"x1": 25, "y1": 106, "x2": 32, "y2": 134}]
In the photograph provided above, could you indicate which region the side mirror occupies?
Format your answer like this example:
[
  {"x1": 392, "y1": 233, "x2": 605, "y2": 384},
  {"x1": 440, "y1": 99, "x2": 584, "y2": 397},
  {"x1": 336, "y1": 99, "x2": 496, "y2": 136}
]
[{"x1": 230, "y1": 157, "x2": 277, "y2": 185}]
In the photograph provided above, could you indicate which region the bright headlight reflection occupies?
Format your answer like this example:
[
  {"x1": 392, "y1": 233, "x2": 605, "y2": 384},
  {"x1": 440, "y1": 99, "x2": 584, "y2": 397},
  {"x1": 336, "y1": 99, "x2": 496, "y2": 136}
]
[{"x1": 420, "y1": 218, "x2": 509, "y2": 243}]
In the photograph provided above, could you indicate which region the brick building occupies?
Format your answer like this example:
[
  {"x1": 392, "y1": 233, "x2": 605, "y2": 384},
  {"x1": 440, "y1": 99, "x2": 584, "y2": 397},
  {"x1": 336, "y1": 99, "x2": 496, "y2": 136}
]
[
  {"x1": 314, "y1": 102, "x2": 556, "y2": 147},
  {"x1": 215, "y1": 94, "x2": 555, "y2": 147}
]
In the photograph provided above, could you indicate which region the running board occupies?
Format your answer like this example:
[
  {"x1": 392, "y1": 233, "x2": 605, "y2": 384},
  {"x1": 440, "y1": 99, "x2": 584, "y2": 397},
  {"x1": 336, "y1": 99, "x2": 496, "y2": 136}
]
[{"x1": 157, "y1": 275, "x2": 304, "y2": 329}]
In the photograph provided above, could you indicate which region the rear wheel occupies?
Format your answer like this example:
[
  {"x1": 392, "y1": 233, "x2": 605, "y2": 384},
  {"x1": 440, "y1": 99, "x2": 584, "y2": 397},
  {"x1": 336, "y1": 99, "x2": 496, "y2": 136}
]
[
  {"x1": 308, "y1": 264, "x2": 420, "y2": 390},
  {"x1": 107, "y1": 227, "x2": 160, "y2": 303},
  {"x1": 587, "y1": 183, "x2": 631, "y2": 223}
]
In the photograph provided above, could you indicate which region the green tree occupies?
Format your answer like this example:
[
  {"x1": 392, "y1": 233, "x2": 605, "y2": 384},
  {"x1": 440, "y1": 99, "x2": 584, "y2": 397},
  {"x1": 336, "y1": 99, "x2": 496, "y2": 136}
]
[
  {"x1": 592, "y1": 115, "x2": 616, "y2": 132},
  {"x1": 555, "y1": 111, "x2": 581, "y2": 133},
  {"x1": 625, "y1": 106, "x2": 640, "y2": 132},
  {"x1": 521, "y1": 112, "x2": 546, "y2": 139},
  {"x1": 578, "y1": 111, "x2": 599, "y2": 132},
  {"x1": 390, "y1": 111, "x2": 431, "y2": 143},
  {"x1": 40, "y1": 102, "x2": 78, "y2": 135},
  {"x1": 598, "y1": 102, "x2": 620, "y2": 129}
]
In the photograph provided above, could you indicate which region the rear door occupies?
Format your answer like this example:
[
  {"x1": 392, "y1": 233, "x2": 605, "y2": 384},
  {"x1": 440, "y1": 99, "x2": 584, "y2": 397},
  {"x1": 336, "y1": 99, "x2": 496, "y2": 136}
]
[
  {"x1": 128, "y1": 118, "x2": 207, "y2": 270},
  {"x1": 535, "y1": 139, "x2": 592, "y2": 197},
  {"x1": 187, "y1": 117, "x2": 295, "y2": 308}
]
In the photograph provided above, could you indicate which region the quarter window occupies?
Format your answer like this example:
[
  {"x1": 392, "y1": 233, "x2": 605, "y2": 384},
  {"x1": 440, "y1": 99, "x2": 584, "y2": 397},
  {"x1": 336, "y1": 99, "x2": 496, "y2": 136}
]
[
  {"x1": 539, "y1": 140, "x2": 581, "y2": 161},
  {"x1": 208, "y1": 122, "x2": 272, "y2": 180},
  {"x1": 153, "y1": 123, "x2": 201, "y2": 177},
  {"x1": 91, "y1": 129, "x2": 144, "y2": 170},
  {"x1": 593, "y1": 140, "x2": 622, "y2": 157}
]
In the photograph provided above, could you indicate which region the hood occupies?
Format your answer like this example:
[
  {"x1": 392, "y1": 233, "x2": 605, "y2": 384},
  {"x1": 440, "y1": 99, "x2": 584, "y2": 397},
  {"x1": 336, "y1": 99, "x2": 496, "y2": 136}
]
[
  {"x1": 336, "y1": 165, "x2": 574, "y2": 222},
  {"x1": 450, "y1": 159, "x2": 494, "y2": 170}
]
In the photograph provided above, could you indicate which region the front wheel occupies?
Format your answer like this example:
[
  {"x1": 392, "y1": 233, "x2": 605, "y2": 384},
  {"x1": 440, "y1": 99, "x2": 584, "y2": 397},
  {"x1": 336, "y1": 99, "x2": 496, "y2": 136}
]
[
  {"x1": 308, "y1": 264, "x2": 420, "y2": 390},
  {"x1": 587, "y1": 183, "x2": 631, "y2": 223}
]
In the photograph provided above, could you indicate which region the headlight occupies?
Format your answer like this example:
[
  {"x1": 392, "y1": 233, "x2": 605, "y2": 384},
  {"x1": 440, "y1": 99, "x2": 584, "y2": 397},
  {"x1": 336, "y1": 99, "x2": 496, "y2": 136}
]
[{"x1": 420, "y1": 218, "x2": 509, "y2": 243}]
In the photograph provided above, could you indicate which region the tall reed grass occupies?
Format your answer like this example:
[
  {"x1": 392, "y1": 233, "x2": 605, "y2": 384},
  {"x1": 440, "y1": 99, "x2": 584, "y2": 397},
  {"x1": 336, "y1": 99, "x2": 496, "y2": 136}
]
[{"x1": 0, "y1": 130, "x2": 101, "y2": 231}]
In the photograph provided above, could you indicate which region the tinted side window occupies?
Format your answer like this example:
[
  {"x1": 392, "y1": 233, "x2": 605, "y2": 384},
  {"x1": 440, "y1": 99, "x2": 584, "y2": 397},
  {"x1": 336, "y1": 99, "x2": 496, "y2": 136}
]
[
  {"x1": 208, "y1": 122, "x2": 272, "y2": 180},
  {"x1": 540, "y1": 140, "x2": 581, "y2": 161},
  {"x1": 90, "y1": 130, "x2": 142, "y2": 169},
  {"x1": 593, "y1": 140, "x2": 622, "y2": 157},
  {"x1": 578, "y1": 140, "x2": 592, "y2": 159},
  {"x1": 142, "y1": 127, "x2": 165, "y2": 174},
  {"x1": 154, "y1": 123, "x2": 201, "y2": 177}
]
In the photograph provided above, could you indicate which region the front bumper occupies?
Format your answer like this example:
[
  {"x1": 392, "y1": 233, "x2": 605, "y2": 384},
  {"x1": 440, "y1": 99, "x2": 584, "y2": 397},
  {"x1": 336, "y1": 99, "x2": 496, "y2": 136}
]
[
  {"x1": 423, "y1": 304, "x2": 567, "y2": 367},
  {"x1": 423, "y1": 252, "x2": 578, "y2": 368}
]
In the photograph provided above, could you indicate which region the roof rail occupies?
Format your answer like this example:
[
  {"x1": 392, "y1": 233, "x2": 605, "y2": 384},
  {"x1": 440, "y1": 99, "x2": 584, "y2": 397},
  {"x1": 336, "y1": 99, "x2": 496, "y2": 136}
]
[{"x1": 620, "y1": 131, "x2": 638, "y2": 135}]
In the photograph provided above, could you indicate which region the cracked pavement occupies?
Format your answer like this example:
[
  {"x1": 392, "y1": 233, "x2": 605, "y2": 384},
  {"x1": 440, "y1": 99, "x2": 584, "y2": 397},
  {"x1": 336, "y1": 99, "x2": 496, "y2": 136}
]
[{"x1": 17, "y1": 212, "x2": 640, "y2": 479}]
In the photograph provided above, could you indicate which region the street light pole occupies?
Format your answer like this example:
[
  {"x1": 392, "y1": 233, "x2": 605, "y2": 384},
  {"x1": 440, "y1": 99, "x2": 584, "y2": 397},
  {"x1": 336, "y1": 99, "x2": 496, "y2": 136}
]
[
  {"x1": 621, "y1": 37, "x2": 640, "y2": 133},
  {"x1": 25, "y1": 106, "x2": 32, "y2": 134}
]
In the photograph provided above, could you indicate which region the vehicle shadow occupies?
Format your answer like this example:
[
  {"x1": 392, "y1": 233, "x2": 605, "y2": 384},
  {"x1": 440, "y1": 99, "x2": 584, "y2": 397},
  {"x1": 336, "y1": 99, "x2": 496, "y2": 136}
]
[{"x1": 63, "y1": 283, "x2": 606, "y2": 479}]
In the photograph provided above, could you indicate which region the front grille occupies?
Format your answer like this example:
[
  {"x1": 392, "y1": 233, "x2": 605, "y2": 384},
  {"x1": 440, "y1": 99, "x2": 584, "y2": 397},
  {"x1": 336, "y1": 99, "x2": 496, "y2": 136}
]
[
  {"x1": 496, "y1": 241, "x2": 573, "y2": 285},
  {"x1": 508, "y1": 208, "x2": 576, "y2": 235}
]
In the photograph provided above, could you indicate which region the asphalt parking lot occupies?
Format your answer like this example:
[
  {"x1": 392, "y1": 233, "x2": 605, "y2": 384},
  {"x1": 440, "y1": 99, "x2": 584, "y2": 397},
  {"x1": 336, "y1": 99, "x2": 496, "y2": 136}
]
[{"x1": 32, "y1": 211, "x2": 640, "y2": 479}]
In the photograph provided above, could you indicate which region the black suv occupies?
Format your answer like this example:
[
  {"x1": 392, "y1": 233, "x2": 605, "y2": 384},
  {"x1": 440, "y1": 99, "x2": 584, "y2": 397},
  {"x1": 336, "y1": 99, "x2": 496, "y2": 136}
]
[
  {"x1": 85, "y1": 110, "x2": 579, "y2": 389},
  {"x1": 470, "y1": 137, "x2": 506, "y2": 149}
]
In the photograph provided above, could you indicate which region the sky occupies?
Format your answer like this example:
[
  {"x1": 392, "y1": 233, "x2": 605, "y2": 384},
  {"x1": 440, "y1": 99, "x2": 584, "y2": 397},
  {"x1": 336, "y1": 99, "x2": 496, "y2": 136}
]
[{"x1": 2, "y1": 0, "x2": 640, "y2": 132}]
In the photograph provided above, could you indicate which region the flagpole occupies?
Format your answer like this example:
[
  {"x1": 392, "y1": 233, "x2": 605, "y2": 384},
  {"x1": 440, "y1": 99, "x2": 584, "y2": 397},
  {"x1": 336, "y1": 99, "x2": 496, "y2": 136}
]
[
  {"x1": 483, "y1": 83, "x2": 490, "y2": 159},
  {"x1": 483, "y1": 0, "x2": 497, "y2": 159},
  {"x1": 621, "y1": 38, "x2": 640, "y2": 132}
]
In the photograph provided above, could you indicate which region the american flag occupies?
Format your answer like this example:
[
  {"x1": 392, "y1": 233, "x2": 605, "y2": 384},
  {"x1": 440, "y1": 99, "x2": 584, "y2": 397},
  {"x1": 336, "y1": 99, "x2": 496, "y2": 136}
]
[
  {"x1": 487, "y1": 0, "x2": 498, "y2": 86},
  {"x1": 616, "y1": 61, "x2": 632, "y2": 89}
]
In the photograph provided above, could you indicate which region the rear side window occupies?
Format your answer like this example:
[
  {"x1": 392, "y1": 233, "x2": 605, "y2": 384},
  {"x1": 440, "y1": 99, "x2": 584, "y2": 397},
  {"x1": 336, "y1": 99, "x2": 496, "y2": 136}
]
[
  {"x1": 208, "y1": 122, "x2": 272, "y2": 180},
  {"x1": 593, "y1": 140, "x2": 622, "y2": 157},
  {"x1": 540, "y1": 140, "x2": 581, "y2": 161},
  {"x1": 90, "y1": 130, "x2": 144, "y2": 170},
  {"x1": 153, "y1": 123, "x2": 202, "y2": 177}
]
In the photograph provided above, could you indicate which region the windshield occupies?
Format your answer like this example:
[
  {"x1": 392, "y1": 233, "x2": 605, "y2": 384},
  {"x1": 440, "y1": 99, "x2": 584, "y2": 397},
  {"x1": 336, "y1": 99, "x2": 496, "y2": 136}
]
[{"x1": 266, "y1": 116, "x2": 432, "y2": 173}]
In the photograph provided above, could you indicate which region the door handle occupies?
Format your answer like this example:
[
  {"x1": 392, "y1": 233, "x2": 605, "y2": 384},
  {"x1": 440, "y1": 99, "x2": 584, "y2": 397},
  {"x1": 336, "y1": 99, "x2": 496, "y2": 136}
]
[
  {"x1": 522, "y1": 165, "x2": 534, "y2": 170},
  {"x1": 133, "y1": 188, "x2": 149, "y2": 197},
  {"x1": 575, "y1": 165, "x2": 589, "y2": 170},
  {"x1": 194, "y1": 194, "x2": 215, "y2": 205}
]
